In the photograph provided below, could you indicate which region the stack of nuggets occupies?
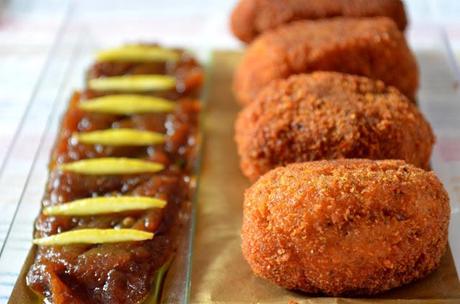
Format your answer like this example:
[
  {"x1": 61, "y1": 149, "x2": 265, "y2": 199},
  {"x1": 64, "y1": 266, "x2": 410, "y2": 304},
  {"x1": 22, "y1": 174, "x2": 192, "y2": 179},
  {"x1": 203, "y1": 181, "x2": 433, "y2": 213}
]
[{"x1": 231, "y1": 0, "x2": 451, "y2": 296}]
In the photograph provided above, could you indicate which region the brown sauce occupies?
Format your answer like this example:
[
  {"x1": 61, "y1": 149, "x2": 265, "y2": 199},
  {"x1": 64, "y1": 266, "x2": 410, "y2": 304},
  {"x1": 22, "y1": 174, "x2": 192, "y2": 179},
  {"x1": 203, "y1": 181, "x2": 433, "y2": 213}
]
[{"x1": 26, "y1": 47, "x2": 202, "y2": 304}]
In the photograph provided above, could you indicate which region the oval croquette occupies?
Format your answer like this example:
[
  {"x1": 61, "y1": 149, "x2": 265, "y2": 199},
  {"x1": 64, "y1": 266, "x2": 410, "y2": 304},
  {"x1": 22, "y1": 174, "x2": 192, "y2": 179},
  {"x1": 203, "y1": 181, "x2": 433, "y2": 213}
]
[
  {"x1": 231, "y1": 0, "x2": 407, "y2": 43},
  {"x1": 235, "y1": 72, "x2": 434, "y2": 181},
  {"x1": 233, "y1": 17, "x2": 418, "y2": 105},
  {"x1": 241, "y1": 159, "x2": 450, "y2": 295}
]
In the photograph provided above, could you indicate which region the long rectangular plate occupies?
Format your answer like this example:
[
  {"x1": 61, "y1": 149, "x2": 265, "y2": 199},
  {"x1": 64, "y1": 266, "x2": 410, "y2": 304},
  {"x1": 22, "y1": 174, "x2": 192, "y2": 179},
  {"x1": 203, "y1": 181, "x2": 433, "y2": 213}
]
[{"x1": 5, "y1": 29, "x2": 208, "y2": 304}]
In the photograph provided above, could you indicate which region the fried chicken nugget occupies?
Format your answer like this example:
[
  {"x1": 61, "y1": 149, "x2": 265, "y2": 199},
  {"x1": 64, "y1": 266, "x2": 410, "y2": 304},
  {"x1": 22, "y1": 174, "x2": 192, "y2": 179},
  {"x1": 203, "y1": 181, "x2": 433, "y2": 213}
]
[
  {"x1": 231, "y1": 0, "x2": 407, "y2": 43},
  {"x1": 242, "y1": 159, "x2": 450, "y2": 295},
  {"x1": 235, "y1": 72, "x2": 433, "y2": 181},
  {"x1": 233, "y1": 17, "x2": 418, "y2": 105}
]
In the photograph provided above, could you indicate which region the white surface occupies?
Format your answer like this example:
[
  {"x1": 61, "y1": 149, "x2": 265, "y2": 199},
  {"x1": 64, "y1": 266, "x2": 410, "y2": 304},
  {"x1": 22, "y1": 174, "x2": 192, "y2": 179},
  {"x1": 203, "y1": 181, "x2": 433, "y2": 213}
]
[{"x1": 0, "y1": 0, "x2": 459, "y2": 302}]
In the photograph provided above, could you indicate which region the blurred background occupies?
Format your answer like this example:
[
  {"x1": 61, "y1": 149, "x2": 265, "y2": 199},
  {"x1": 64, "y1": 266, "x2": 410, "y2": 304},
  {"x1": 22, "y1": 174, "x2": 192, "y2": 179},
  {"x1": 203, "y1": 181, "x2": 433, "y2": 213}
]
[
  {"x1": 2, "y1": 0, "x2": 459, "y2": 170},
  {"x1": 2, "y1": 0, "x2": 460, "y2": 129},
  {"x1": 0, "y1": 0, "x2": 459, "y2": 115}
]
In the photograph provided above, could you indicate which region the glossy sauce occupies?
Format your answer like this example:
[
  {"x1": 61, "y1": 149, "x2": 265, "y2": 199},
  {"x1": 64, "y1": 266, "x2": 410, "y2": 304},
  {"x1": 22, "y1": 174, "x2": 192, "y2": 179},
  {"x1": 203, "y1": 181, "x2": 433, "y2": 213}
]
[{"x1": 26, "y1": 48, "x2": 202, "y2": 304}]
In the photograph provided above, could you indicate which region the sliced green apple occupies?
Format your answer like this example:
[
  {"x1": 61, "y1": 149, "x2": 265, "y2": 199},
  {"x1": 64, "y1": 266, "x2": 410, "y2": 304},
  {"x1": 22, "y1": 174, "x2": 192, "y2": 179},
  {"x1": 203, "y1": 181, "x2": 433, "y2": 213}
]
[
  {"x1": 33, "y1": 228, "x2": 153, "y2": 246},
  {"x1": 59, "y1": 157, "x2": 164, "y2": 175},
  {"x1": 89, "y1": 75, "x2": 176, "y2": 92},
  {"x1": 96, "y1": 45, "x2": 180, "y2": 62},
  {"x1": 74, "y1": 129, "x2": 165, "y2": 146},
  {"x1": 43, "y1": 196, "x2": 166, "y2": 216}
]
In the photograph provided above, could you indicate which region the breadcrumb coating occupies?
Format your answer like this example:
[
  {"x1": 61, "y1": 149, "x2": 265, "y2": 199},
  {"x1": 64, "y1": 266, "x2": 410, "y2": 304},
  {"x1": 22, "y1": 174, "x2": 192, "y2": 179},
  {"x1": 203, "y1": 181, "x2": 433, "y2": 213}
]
[
  {"x1": 242, "y1": 159, "x2": 450, "y2": 295},
  {"x1": 235, "y1": 72, "x2": 434, "y2": 181},
  {"x1": 231, "y1": 0, "x2": 407, "y2": 43},
  {"x1": 233, "y1": 17, "x2": 418, "y2": 105}
]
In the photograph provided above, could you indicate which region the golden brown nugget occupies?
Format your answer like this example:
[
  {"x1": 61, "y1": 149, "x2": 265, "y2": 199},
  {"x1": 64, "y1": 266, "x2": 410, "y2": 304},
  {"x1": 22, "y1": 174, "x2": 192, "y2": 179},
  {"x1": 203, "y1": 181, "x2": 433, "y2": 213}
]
[
  {"x1": 233, "y1": 17, "x2": 418, "y2": 105},
  {"x1": 242, "y1": 159, "x2": 450, "y2": 295},
  {"x1": 231, "y1": 0, "x2": 407, "y2": 43},
  {"x1": 235, "y1": 72, "x2": 434, "y2": 181}
]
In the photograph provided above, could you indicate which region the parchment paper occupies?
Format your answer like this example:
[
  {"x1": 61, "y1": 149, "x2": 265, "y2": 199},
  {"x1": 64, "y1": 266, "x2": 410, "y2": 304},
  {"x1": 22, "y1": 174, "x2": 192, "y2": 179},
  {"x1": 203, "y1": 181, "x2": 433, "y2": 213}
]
[{"x1": 189, "y1": 51, "x2": 460, "y2": 304}]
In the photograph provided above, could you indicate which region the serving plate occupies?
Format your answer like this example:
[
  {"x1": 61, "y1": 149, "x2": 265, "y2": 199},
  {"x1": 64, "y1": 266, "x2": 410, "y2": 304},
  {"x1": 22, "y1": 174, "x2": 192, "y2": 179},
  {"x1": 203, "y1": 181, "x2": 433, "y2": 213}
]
[{"x1": 1, "y1": 7, "x2": 210, "y2": 303}]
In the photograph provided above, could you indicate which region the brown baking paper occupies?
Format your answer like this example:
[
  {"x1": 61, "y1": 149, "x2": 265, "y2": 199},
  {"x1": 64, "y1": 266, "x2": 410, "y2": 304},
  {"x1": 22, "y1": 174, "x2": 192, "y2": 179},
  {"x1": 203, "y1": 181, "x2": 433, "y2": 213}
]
[{"x1": 189, "y1": 51, "x2": 460, "y2": 304}]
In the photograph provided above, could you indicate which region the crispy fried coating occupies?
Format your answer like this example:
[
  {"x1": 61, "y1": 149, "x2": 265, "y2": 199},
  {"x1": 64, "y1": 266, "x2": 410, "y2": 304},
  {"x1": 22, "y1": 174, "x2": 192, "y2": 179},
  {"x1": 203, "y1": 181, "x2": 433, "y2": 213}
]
[
  {"x1": 242, "y1": 159, "x2": 450, "y2": 295},
  {"x1": 231, "y1": 0, "x2": 407, "y2": 43},
  {"x1": 235, "y1": 72, "x2": 434, "y2": 181},
  {"x1": 233, "y1": 17, "x2": 418, "y2": 105}
]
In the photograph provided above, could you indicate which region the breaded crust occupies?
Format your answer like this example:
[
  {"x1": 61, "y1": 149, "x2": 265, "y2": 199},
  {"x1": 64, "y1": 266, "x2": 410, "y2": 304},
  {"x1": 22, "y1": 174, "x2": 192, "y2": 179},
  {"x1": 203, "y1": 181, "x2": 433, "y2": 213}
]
[
  {"x1": 231, "y1": 0, "x2": 407, "y2": 43},
  {"x1": 235, "y1": 72, "x2": 434, "y2": 181},
  {"x1": 242, "y1": 159, "x2": 450, "y2": 295},
  {"x1": 233, "y1": 17, "x2": 418, "y2": 105}
]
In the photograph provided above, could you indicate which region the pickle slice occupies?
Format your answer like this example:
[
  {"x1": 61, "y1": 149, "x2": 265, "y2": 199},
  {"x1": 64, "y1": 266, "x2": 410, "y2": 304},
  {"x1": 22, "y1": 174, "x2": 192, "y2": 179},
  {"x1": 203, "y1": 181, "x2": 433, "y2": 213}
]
[
  {"x1": 59, "y1": 158, "x2": 164, "y2": 175},
  {"x1": 33, "y1": 228, "x2": 153, "y2": 246},
  {"x1": 78, "y1": 95, "x2": 175, "y2": 114},
  {"x1": 96, "y1": 45, "x2": 180, "y2": 62},
  {"x1": 74, "y1": 129, "x2": 165, "y2": 146},
  {"x1": 89, "y1": 75, "x2": 176, "y2": 92},
  {"x1": 43, "y1": 196, "x2": 166, "y2": 216}
]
